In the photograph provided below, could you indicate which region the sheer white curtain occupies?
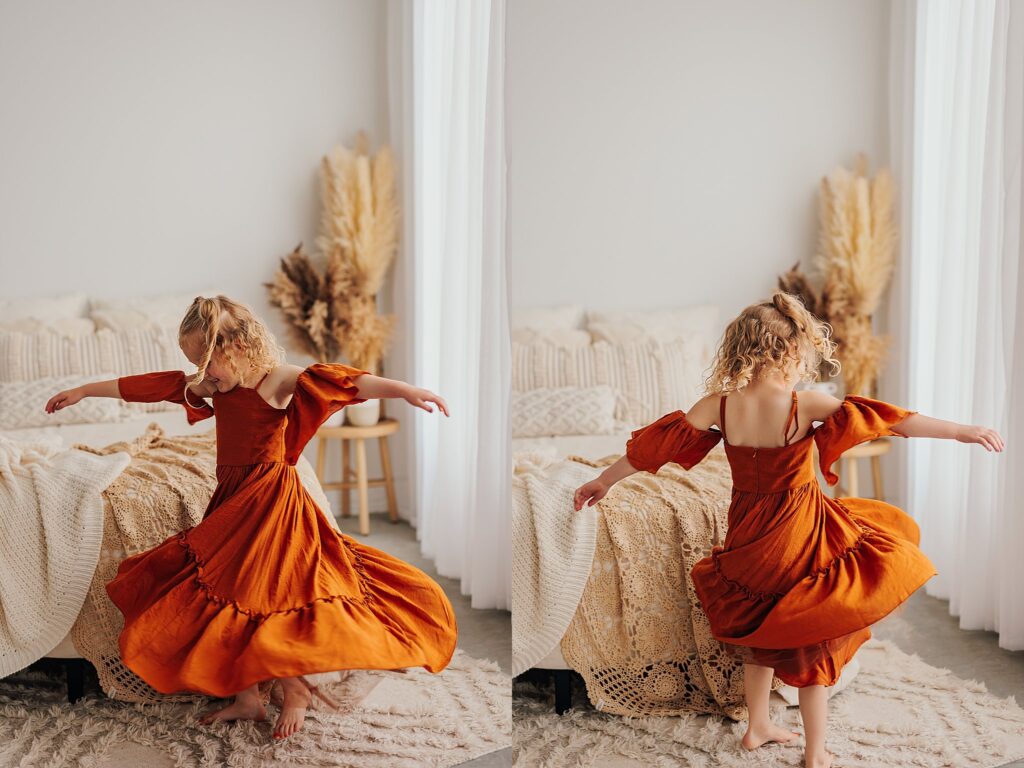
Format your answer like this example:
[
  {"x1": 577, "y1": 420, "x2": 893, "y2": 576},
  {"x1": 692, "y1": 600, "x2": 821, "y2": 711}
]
[
  {"x1": 386, "y1": 0, "x2": 511, "y2": 610},
  {"x1": 891, "y1": 0, "x2": 1023, "y2": 649}
]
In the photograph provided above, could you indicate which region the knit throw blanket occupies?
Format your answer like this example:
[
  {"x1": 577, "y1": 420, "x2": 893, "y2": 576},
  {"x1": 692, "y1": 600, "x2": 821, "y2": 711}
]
[
  {"x1": 561, "y1": 446, "x2": 785, "y2": 720},
  {"x1": 70, "y1": 422, "x2": 342, "y2": 703},
  {"x1": 0, "y1": 433, "x2": 131, "y2": 677},
  {"x1": 511, "y1": 450, "x2": 599, "y2": 676}
]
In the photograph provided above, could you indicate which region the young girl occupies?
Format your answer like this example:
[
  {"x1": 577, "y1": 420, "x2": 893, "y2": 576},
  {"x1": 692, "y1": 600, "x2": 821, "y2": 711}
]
[
  {"x1": 572, "y1": 292, "x2": 1004, "y2": 768},
  {"x1": 44, "y1": 295, "x2": 459, "y2": 741}
]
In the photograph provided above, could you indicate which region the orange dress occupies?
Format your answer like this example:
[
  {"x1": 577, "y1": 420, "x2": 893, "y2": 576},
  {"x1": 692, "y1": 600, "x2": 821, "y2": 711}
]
[
  {"x1": 624, "y1": 391, "x2": 938, "y2": 688},
  {"x1": 105, "y1": 363, "x2": 458, "y2": 697}
]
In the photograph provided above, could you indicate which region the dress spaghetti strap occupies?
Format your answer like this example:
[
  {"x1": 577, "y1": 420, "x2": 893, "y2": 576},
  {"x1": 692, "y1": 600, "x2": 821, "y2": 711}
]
[
  {"x1": 783, "y1": 390, "x2": 799, "y2": 445},
  {"x1": 718, "y1": 394, "x2": 728, "y2": 442}
]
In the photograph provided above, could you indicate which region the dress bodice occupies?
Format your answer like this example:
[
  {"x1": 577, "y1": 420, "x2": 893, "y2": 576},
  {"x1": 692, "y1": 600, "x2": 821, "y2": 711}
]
[
  {"x1": 116, "y1": 363, "x2": 369, "y2": 467},
  {"x1": 624, "y1": 391, "x2": 919, "y2": 493},
  {"x1": 718, "y1": 389, "x2": 818, "y2": 494},
  {"x1": 722, "y1": 436, "x2": 818, "y2": 494},
  {"x1": 208, "y1": 385, "x2": 290, "y2": 465}
]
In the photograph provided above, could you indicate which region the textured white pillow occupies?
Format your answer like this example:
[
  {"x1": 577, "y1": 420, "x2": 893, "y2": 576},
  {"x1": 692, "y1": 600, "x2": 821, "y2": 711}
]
[
  {"x1": 510, "y1": 328, "x2": 592, "y2": 347},
  {"x1": 511, "y1": 304, "x2": 585, "y2": 331},
  {"x1": 0, "y1": 327, "x2": 192, "y2": 414},
  {"x1": 89, "y1": 289, "x2": 228, "y2": 330},
  {"x1": 586, "y1": 305, "x2": 720, "y2": 366},
  {"x1": 0, "y1": 293, "x2": 90, "y2": 323},
  {"x1": 0, "y1": 372, "x2": 133, "y2": 429},
  {"x1": 512, "y1": 385, "x2": 618, "y2": 438},
  {"x1": 511, "y1": 337, "x2": 708, "y2": 425},
  {"x1": 0, "y1": 317, "x2": 97, "y2": 336}
]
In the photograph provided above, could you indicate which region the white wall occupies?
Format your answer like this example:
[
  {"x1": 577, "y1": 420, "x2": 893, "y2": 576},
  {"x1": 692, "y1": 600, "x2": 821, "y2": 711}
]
[
  {"x1": 0, "y1": 0, "x2": 397, "y2": 517},
  {"x1": 507, "y1": 0, "x2": 892, "y2": 325}
]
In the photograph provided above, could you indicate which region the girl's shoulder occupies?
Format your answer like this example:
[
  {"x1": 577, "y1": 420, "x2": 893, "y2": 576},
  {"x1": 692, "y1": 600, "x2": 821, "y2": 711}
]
[
  {"x1": 797, "y1": 388, "x2": 845, "y2": 425},
  {"x1": 262, "y1": 364, "x2": 308, "y2": 408}
]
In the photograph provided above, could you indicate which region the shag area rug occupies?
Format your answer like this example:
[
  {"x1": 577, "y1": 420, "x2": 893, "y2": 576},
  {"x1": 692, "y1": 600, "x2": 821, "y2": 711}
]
[
  {"x1": 0, "y1": 649, "x2": 510, "y2": 768},
  {"x1": 513, "y1": 638, "x2": 1024, "y2": 767}
]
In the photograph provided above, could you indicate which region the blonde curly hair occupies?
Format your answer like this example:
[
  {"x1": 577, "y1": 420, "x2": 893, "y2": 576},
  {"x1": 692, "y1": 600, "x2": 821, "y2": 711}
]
[
  {"x1": 177, "y1": 295, "x2": 286, "y2": 403},
  {"x1": 702, "y1": 291, "x2": 841, "y2": 394}
]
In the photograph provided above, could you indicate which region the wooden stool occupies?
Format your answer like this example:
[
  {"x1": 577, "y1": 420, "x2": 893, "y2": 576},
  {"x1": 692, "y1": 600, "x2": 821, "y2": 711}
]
[
  {"x1": 832, "y1": 438, "x2": 893, "y2": 499},
  {"x1": 315, "y1": 417, "x2": 400, "y2": 536}
]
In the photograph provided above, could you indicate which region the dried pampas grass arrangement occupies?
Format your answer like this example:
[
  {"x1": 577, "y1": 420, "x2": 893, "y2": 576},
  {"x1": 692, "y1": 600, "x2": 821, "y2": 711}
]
[
  {"x1": 779, "y1": 153, "x2": 898, "y2": 396},
  {"x1": 264, "y1": 132, "x2": 399, "y2": 374}
]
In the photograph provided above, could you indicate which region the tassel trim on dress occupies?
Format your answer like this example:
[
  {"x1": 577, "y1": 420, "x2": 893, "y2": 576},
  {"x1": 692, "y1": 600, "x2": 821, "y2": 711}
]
[{"x1": 175, "y1": 530, "x2": 376, "y2": 622}]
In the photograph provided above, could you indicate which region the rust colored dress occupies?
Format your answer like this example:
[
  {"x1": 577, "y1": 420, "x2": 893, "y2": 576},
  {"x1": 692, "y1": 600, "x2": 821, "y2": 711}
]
[
  {"x1": 105, "y1": 363, "x2": 458, "y2": 697},
  {"x1": 624, "y1": 391, "x2": 937, "y2": 688}
]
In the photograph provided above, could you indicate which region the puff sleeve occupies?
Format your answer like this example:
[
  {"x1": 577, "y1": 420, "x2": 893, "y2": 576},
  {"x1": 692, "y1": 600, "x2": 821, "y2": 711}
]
[
  {"x1": 116, "y1": 370, "x2": 214, "y2": 425},
  {"x1": 625, "y1": 410, "x2": 723, "y2": 474},
  {"x1": 283, "y1": 362, "x2": 370, "y2": 463},
  {"x1": 813, "y1": 395, "x2": 917, "y2": 486}
]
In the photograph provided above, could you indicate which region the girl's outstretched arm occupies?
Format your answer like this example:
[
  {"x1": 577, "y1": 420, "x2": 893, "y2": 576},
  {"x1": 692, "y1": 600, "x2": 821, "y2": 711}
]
[
  {"x1": 895, "y1": 412, "x2": 1005, "y2": 451},
  {"x1": 45, "y1": 373, "x2": 215, "y2": 415},
  {"x1": 574, "y1": 393, "x2": 721, "y2": 512},
  {"x1": 352, "y1": 373, "x2": 450, "y2": 417},
  {"x1": 44, "y1": 378, "x2": 120, "y2": 413},
  {"x1": 806, "y1": 390, "x2": 1005, "y2": 452},
  {"x1": 573, "y1": 456, "x2": 639, "y2": 511}
]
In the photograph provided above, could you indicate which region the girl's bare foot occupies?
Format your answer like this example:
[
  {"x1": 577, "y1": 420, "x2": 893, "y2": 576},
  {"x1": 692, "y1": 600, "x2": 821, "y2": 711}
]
[
  {"x1": 805, "y1": 748, "x2": 834, "y2": 768},
  {"x1": 198, "y1": 686, "x2": 266, "y2": 725},
  {"x1": 741, "y1": 721, "x2": 801, "y2": 750},
  {"x1": 273, "y1": 677, "x2": 312, "y2": 740}
]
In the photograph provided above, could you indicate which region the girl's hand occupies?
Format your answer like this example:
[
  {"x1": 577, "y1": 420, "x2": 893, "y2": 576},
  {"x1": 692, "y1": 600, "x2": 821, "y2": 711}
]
[
  {"x1": 45, "y1": 387, "x2": 85, "y2": 414},
  {"x1": 955, "y1": 423, "x2": 1005, "y2": 452},
  {"x1": 403, "y1": 386, "x2": 450, "y2": 416},
  {"x1": 573, "y1": 478, "x2": 609, "y2": 511}
]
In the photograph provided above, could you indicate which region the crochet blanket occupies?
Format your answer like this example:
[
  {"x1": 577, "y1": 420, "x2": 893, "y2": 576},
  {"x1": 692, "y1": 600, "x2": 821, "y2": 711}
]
[
  {"x1": 0, "y1": 433, "x2": 131, "y2": 677},
  {"x1": 561, "y1": 446, "x2": 785, "y2": 720},
  {"x1": 511, "y1": 450, "x2": 599, "y2": 676},
  {"x1": 71, "y1": 422, "x2": 343, "y2": 703}
]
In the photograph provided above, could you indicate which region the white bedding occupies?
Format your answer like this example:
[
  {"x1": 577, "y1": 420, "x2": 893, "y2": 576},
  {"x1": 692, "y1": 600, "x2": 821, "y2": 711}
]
[
  {"x1": 0, "y1": 409, "x2": 217, "y2": 450},
  {"x1": 512, "y1": 430, "x2": 633, "y2": 463},
  {"x1": 0, "y1": 411, "x2": 217, "y2": 660}
]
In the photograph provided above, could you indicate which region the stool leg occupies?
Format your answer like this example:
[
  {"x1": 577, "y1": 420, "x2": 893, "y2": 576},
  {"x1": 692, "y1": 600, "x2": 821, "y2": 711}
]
[
  {"x1": 845, "y1": 456, "x2": 859, "y2": 497},
  {"x1": 316, "y1": 436, "x2": 326, "y2": 484},
  {"x1": 379, "y1": 436, "x2": 398, "y2": 523},
  {"x1": 341, "y1": 439, "x2": 351, "y2": 518},
  {"x1": 355, "y1": 438, "x2": 370, "y2": 535},
  {"x1": 871, "y1": 454, "x2": 884, "y2": 501}
]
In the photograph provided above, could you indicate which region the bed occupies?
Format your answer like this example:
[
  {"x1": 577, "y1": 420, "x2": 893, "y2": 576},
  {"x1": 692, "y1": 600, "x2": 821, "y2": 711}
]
[
  {"x1": 510, "y1": 303, "x2": 861, "y2": 716},
  {"x1": 0, "y1": 291, "x2": 334, "y2": 702}
]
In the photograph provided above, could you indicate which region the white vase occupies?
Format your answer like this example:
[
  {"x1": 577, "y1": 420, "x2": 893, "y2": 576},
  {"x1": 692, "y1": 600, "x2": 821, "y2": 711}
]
[
  {"x1": 323, "y1": 408, "x2": 346, "y2": 427},
  {"x1": 346, "y1": 398, "x2": 381, "y2": 427}
]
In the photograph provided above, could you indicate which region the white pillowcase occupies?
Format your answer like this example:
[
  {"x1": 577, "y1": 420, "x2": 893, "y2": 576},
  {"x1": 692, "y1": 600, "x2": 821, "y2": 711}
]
[
  {"x1": 585, "y1": 305, "x2": 720, "y2": 366},
  {"x1": 0, "y1": 293, "x2": 90, "y2": 323},
  {"x1": 510, "y1": 304, "x2": 585, "y2": 331},
  {"x1": 0, "y1": 317, "x2": 97, "y2": 336},
  {"x1": 0, "y1": 372, "x2": 133, "y2": 429},
  {"x1": 511, "y1": 338, "x2": 707, "y2": 426},
  {"x1": 512, "y1": 385, "x2": 618, "y2": 438},
  {"x1": 89, "y1": 289, "x2": 227, "y2": 331},
  {"x1": 510, "y1": 328, "x2": 592, "y2": 347},
  {"x1": 0, "y1": 326, "x2": 192, "y2": 415}
]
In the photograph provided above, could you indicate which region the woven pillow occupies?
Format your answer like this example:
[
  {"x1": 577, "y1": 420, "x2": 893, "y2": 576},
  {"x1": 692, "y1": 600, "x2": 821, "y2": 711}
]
[
  {"x1": 0, "y1": 327, "x2": 191, "y2": 415},
  {"x1": 1, "y1": 372, "x2": 133, "y2": 429},
  {"x1": 511, "y1": 338, "x2": 708, "y2": 425},
  {"x1": 88, "y1": 289, "x2": 227, "y2": 331},
  {"x1": 512, "y1": 385, "x2": 617, "y2": 438},
  {"x1": 0, "y1": 293, "x2": 90, "y2": 323},
  {"x1": 586, "y1": 305, "x2": 720, "y2": 368},
  {"x1": 0, "y1": 318, "x2": 97, "y2": 337}
]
